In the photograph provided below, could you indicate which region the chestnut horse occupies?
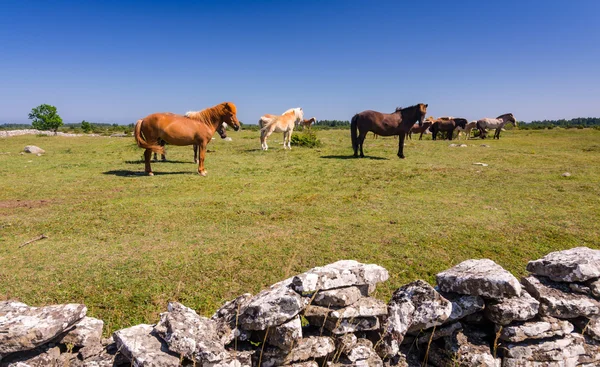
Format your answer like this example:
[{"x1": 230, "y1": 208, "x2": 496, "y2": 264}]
[
  {"x1": 407, "y1": 119, "x2": 433, "y2": 140},
  {"x1": 152, "y1": 123, "x2": 228, "y2": 162},
  {"x1": 299, "y1": 117, "x2": 317, "y2": 130},
  {"x1": 476, "y1": 113, "x2": 517, "y2": 139},
  {"x1": 259, "y1": 107, "x2": 304, "y2": 150},
  {"x1": 134, "y1": 102, "x2": 240, "y2": 176},
  {"x1": 351, "y1": 103, "x2": 428, "y2": 158},
  {"x1": 430, "y1": 117, "x2": 467, "y2": 141}
]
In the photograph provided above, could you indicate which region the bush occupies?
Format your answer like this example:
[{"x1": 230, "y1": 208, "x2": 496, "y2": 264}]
[
  {"x1": 291, "y1": 130, "x2": 321, "y2": 148},
  {"x1": 28, "y1": 104, "x2": 63, "y2": 132}
]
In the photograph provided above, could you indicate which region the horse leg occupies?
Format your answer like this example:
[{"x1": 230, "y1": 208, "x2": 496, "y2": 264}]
[
  {"x1": 358, "y1": 131, "x2": 367, "y2": 158},
  {"x1": 144, "y1": 149, "x2": 154, "y2": 176},
  {"x1": 193, "y1": 144, "x2": 198, "y2": 163},
  {"x1": 397, "y1": 133, "x2": 406, "y2": 159},
  {"x1": 495, "y1": 128, "x2": 500, "y2": 139},
  {"x1": 448, "y1": 129, "x2": 453, "y2": 141},
  {"x1": 260, "y1": 130, "x2": 268, "y2": 150},
  {"x1": 197, "y1": 143, "x2": 208, "y2": 176},
  {"x1": 153, "y1": 152, "x2": 158, "y2": 161}
]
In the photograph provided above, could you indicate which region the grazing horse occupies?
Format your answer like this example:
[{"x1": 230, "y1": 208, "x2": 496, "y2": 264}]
[
  {"x1": 351, "y1": 103, "x2": 428, "y2": 158},
  {"x1": 299, "y1": 117, "x2": 317, "y2": 130},
  {"x1": 459, "y1": 121, "x2": 478, "y2": 140},
  {"x1": 134, "y1": 102, "x2": 240, "y2": 176},
  {"x1": 430, "y1": 117, "x2": 468, "y2": 141},
  {"x1": 476, "y1": 113, "x2": 516, "y2": 139},
  {"x1": 259, "y1": 107, "x2": 304, "y2": 150},
  {"x1": 152, "y1": 123, "x2": 228, "y2": 162},
  {"x1": 407, "y1": 119, "x2": 433, "y2": 140}
]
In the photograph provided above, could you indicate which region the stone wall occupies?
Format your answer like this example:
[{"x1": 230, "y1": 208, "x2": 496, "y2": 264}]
[
  {"x1": 0, "y1": 129, "x2": 100, "y2": 138},
  {"x1": 1, "y1": 247, "x2": 600, "y2": 366}
]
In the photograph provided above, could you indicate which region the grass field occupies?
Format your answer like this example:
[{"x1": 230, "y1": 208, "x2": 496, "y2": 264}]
[{"x1": 1, "y1": 128, "x2": 599, "y2": 334}]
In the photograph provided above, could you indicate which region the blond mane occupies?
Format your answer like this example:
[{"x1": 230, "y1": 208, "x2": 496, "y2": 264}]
[{"x1": 185, "y1": 102, "x2": 235, "y2": 125}]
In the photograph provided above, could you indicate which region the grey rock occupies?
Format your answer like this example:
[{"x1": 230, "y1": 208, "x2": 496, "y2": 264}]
[
  {"x1": 527, "y1": 247, "x2": 600, "y2": 282},
  {"x1": 291, "y1": 260, "x2": 389, "y2": 293},
  {"x1": 416, "y1": 322, "x2": 462, "y2": 344},
  {"x1": 336, "y1": 333, "x2": 358, "y2": 354},
  {"x1": 522, "y1": 275, "x2": 600, "y2": 318},
  {"x1": 154, "y1": 302, "x2": 228, "y2": 364},
  {"x1": 202, "y1": 350, "x2": 253, "y2": 367},
  {"x1": 383, "y1": 300, "x2": 415, "y2": 345},
  {"x1": 289, "y1": 362, "x2": 319, "y2": 367},
  {"x1": 266, "y1": 316, "x2": 302, "y2": 351},
  {"x1": 56, "y1": 316, "x2": 104, "y2": 347},
  {"x1": 239, "y1": 286, "x2": 305, "y2": 330},
  {"x1": 313, "y1": 286, "x2": 364, "y2": 307},
  {"x1": 0, "y1": 346, "x2": 61, "y2": 367},
  {"x1": 589, "y1": 279, "x2": 600, "y2": 298},
  {"x1": 324, "y1": 317, "x2": 381, "y2": 334},
  {"x1": 498, "y1": 316, "x2": 574, "y2": 342},
  {"x1": 304, "y1": 298, "x2": 386, "y2": 334},
  {"x1": 329, "y1": 297, "x2": 387, "y2": 319},
  {"x1": 440, "y1": 292, "x2": 485, "y2": 324},
  {"x1": 561, "y1": 172, "x2": 572, "y2": 177},
  {"x1": 211, "y1": 293, "x2": 253, "y2": 343},
  {"x1": 502, "y1": 333, "x2": 585, "y2": 362},
  {"x1": 389, "y1": 280, "x2": 452, "y2": 333},
  {"x1": 431, "y1": 327, "x2": 500, "y2": 367},
  {"x1": 0, "y1": 303, "x2": 87, "y2": 355},
  {"x1": 436, "y1": 259, "x2": 521, "y2": 299},
  {"x1": 578, "y1": 337, "x2": 600, "y2": 366},
  {"x1": 485, "y1": 290, "x2": 540, "y2": 325},
  {"x1": 572, "y1": 315, "x2": 600, "y2": 341},
  {"x1": 0, "y1": 301, "x2": 29, "y2": 315},
  {"x1": 332, "y1": 339, "x2": 384, "y2": 366},
  {"x1": 113, "y1": 324, "x2": 182, "y2": 367},
  {"x1": 23, "y1": 146, "x2": 45, "y2": 154},
  {"x1": 259, "y1": 336, "x2": 335, "y2": 367}
]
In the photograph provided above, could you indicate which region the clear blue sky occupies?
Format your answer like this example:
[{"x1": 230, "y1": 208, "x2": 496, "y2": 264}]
[{"x1": 1, "y1": 0, "x2": 599, "y2": 124}]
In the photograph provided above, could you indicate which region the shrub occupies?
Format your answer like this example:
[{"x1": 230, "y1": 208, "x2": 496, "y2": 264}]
[{"x1": 291, "y1": 130, "x2": 321, "y2": 148}]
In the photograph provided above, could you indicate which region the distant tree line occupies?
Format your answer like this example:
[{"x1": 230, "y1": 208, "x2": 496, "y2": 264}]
[
  {"x1": 519, "y1": 117, "x2": 600, "y2": 130},
  {"x1": 312, "y1": 120, "x2": 350, "y2": 129}
]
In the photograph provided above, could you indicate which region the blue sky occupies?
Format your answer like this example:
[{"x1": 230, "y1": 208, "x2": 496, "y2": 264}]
[{"x1": 1, "y1": 0, "x2": 599, "y2": 124}]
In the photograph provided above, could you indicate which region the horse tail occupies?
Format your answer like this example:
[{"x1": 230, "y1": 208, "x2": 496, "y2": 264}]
[
  {"x1": 134, "y1": 118, "x2": 165, "y2": 154},
  {"x1": 351, "y1": 114, "x2": 359, "y2": 151}
]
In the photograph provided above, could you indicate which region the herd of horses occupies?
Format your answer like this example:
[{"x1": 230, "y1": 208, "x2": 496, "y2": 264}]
[{"x1": 133, "y1": 102, "x2": 516, "y2": 175}]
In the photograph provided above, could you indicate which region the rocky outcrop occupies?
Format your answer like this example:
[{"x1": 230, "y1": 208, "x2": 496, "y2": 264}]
[{"x1": 3, "y1": 248, "x2": 600, "y2": 366}]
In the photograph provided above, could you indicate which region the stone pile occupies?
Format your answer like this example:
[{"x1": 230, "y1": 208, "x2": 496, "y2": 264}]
[
  {"x1": 1, "y1": 247, "x2": 600, "y2": 366},
  {"x1": 0, "y1": 129, "x2": 100, "y2": 138}
]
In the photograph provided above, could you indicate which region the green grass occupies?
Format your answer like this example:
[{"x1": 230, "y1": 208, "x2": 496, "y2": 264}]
[{"x1": 1, "y1": 129, "x2": 599, "y2": 334}]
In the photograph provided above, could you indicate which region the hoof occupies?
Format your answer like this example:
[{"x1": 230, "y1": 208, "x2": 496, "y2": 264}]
[
  {"x1": 148, "y1": 172, "x2": 154, "y2": 176},
  {"x1": 398, "y1": 155, "x2": 405, "y2": 159},
  {"x1": 198, "y1": 171, "x2": 207, "y2": 176}
]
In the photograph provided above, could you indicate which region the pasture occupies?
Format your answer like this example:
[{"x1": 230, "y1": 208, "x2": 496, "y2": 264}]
[{"x1": 1, "y1": 128, "x2": 599, "y2": 335}]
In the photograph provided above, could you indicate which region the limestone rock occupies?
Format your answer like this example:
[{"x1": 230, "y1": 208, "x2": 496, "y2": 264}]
[
  {"x1": 266, "y1": 316, "x2": 302, "y2": 351},
  {"x1": 333, "y1": 338, "x2": 383, "y2": 366},
  {"x1": 485, "y1": 290, "x2": 540, "y2": 325},
  {"x1": 289, "y1": 362, "x2": 319, "y2": 367},
  {"x1": 329, "y1": 297, "x2": 387, "y2": 319},
  {"x1": 57, "y1": 316, "x2": 104, "y2": 347},
  {"x1": 113, "y1": 324, "x2": 182, "y2": 367},
  {"x1": 502, "y1": 332, "x2": 585, "y2": 362},
  {"x1": 436, "y1": 259, "x2": 521, "y2": 299},
  {"x1": 211, "y1": 293, "x2": 253, "y2": 343},
  {"x1": 259, "y1": 336, "x2": 335, "y2": 367},
  {"x1": 304, "y1": 298, "x2": 386, "y2": 334},
  {"x1": 522, "y1": 275, "x2": 600, "y2": 318},
  {"x1": 202, "y1": 350, "x2": 253, "y2": 367},
  {"x1": 431, "y1": 327, "x2": 500, "y2": 367},
  {"x1": 440, "y1": 292, "x2": 485, "y2": 324},
  {"x1": 291, "y1": 260, "x2": 389, "y2": 293},
  {"x1": 0, "y1": 303, "x2": 87, "y2": 355},
  {"x1": 589, "y1": 279, "x2": 600, "y2": 298},
  {"x1": 23, "y1": 146, "x2": 45, "y2": 154},
  {"x1": 239, "y1": 286, "x2": 305, "y2": 330},
  {"x1": 0, "y1": 346, "x2": 61, "y2": 367},
  {"x1": 336, "y1": 333, "x2": 358, "y2": 354},
  {"x1": 154, "y1": 302, "x2": 228, "y2": 364},
  {"x1": 498, "y1": 316, "x2": 574, "y2": 342},
  {"x1": 322, "y1": 316, "x2": 381, "y2": 334},
  {"x1": 579, "y1": 337, "x2": 600, "y2": 366},
  {"x1": 389, "y1": 280, "x2": 452, "y2": 333},
  {"x1": 313, "y1": 286, "x2": 363, "y2": 307},
  {"x1": 572, "y1": 315, "x2": 600, "y2": 341},
  {"x1": 416, "y1": 322, "x2": 462, "y2": 344},
  {"x1": 526, "y1": 247, "x2": 600, "y2": 282}
]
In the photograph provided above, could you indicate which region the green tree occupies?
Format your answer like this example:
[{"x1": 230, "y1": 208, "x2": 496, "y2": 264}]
[
  {"x1": 28, "y1": 104, "x2": 63, "y2": 133},
  {"x1": 81, "y1": 120, "x2": 92, "y2": 133}
]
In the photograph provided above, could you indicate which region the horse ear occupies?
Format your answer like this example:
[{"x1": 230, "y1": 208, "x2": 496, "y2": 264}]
[{"x1": 424, "y1": 104, "x2": 428, "y2": 108}]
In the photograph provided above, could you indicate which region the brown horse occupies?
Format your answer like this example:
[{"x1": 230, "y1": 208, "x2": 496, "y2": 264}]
[
  {"x1": 407, "y1": 120, "x2": 433, "y2": 140},
  {"x1": 299, "y1": 117, "x2": 317, "y2": 130},
  {"x1": 134, "y1": 102, "x2": 240, "y2": 176},
  {"x1": 430, "y1": 117, "x2": 467, "y2": 141},
  {"x1": 351, "y1": 104, "x2": 428, "y2": 158},
  {"x1": 152, "y1": 123, "x2": 228, "y2": 162}
]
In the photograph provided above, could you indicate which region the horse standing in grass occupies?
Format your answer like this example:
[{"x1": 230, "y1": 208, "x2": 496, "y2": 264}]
[
  {"x1": 351, "y1": 103, "x2": 428, "y2": 158},
  {"x1": 259, "y1": 107, "x2": 304, "y2": 150},
  {"x1": 299, "y1": 117, "x2": 317, "y2": 130},
  {"x1": 134, "y1": 102, "x2": 240, "y2": 176},
  {"x1": 476, "y1": 113, "x2": 517, "y2": 139},
  {"x1": 430, "y1": 117, "x2": 468, "y2": 141},
  {"x1": 152, "y1": 123, "x2": 228, "y2": 162},
  {"x1": 407, "y1": 119, "x2": 433, "y2": 140},
  {"x1": 459, "y1": 121, "x2": 478, "y2": 140}
]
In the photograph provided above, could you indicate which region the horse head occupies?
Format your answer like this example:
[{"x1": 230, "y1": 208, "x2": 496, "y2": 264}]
[
  {"x1": 216, "y1": 123, "x2": 227, "y2": 139},
  {"x1": 222, "y1": 102, "x2": 240, "y2": 131},
  {"x1": 417, "y1": 103, "x2": 428, "y2": 126},
  {"x1": 498, "y1": 113, "x2": 517, "y2": 127}
]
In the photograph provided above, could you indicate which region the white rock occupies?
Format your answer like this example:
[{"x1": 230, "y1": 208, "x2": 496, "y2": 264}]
[
  {"x1": 113, "y1": 324, "x2": 181, "y2": 367},
  {"x1": 527, "y1": 247, "x2": 600, "y2": 282},
  {"x1": 291, "y1": 260, "x2": 389, "y2": 293},
  {"x1": 23, "y1": 146, "x2": 45, "y2": 154}
]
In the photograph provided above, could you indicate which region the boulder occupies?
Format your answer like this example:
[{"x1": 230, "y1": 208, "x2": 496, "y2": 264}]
[
  {"x1": 484, "y1": 290, "x2": 540, "y2": 325},
  {"x1": 436, "y1": 259, "x2": 521, "y2": 299},
  {"x1": 266, "y1": 316, "x2": 302, "y2": 351},
  {"x1": 258, "y1": 336, "x2": 335, "y2": 367},
  {"x1": 211, "y1": 293, "x2": 253, "y2": 343},
  {"x1": 23, "y1": 146, "x2": 45, "y2": 154},
  {"x1": 239, "y1": 286, "x2": 305, "y2": 330},
  {"x1": 497, "y1": 316, "x2": 574, "y2": 342},
  {"x1": 0, "y1": 303, "x2": 87, "y2": 355},
  {"x1": 154, "y1": 302, "x2": 228, "y2": 364},
  {"x1": 522, "y1": 275, "x2": 600, "y2": 318},
  {"x1": 113, "y1": 324, "x2": 183, "y2": 367},
  {"x1": 313, "y1": 286, "x2": 364, "y2": 307},
  {"x1": 439, "y1": 292, "x2": 485, "y2": 324},
  {"x1": 291, "y1": 260, "x2": 389, "y2": 293},
  {"x1": 56, "y1": 316, "x2": 104, "y2": 347},
  {"x1": 0, "y1": 345, "x2": 61, "y2": 367},
  {"x1": 502, "y1": 333, "x2": 585, "y2": 362},
  {"x1": 526, "y1": 247, "x2": 600, "y2": 282}
]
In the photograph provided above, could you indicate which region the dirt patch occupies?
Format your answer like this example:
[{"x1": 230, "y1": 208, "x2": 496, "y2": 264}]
[{"x1": 0, "y1": 199, "x2": 53, "y2": 209}]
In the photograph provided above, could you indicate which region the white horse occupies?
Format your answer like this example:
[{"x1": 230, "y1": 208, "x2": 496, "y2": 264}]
[
  {"x1": 259, "y1": 107, "x2": 304, "y2": 150},
  {"x1": 476, "y1": 113, "x2": 517, "y2": 139},
  {"x1": 456, "y1": 120, "x2": 478, "y2": 140}
]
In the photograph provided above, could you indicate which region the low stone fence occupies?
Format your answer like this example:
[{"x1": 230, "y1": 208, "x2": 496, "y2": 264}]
[
  {"x1": 1, "y1": 247, "x2": 600, "y2": 366},
  {"x1": 0, "y1": 129, "x2": 100, "y2": 138}
]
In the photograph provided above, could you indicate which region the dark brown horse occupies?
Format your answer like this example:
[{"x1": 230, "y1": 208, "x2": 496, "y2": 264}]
[
  {"x1": 134, "y1": 102, "x2": 240, "y2": 176},
  {"x1": 153, "y1": 123, "x2": 228, "y2": 162},
  {"x1": 430, "y1": 117, "x2": 468, "y2": 141},
  {"x1": 351, "y1": 104, "x2": 428, "y2": 158}
]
